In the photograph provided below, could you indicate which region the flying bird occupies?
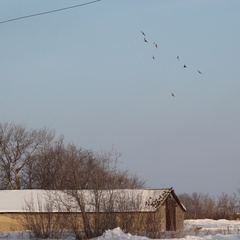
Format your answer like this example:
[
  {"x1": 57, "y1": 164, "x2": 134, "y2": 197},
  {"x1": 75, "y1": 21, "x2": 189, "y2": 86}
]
[
  {"x1": 177, "y1": 56, "x2": 180, "y2": 61},
  {"x1": 152, "y1": 56, "x2": 155, "y2": 61},
  {"x1": 144, "y1": 38, "x2": 148, "y2": 43},
  {"x1": 153, "y1": 42, "x2": 158, "y2": 48},
  {"x1": 141, "y1": 31, "x2": 146, "y2": 36},
  {"x1": 171, "y1": 93, "x2": 175, "y2": 97},
  {"x1": 183, "y1": 64, "x2": 187, "y2": 68},
  {"x1": 197, "y1": 70, "x2": 203, "y2": 74}
]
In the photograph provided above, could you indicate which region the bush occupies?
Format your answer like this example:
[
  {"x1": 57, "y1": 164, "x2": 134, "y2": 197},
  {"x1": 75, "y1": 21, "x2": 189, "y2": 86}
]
[{"x1": 20, "y1": 194, "x2": 67, "y2": 239}]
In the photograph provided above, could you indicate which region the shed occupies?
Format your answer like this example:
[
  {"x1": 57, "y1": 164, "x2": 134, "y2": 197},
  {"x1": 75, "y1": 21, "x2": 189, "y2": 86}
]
[{"x1": 0, "y1": 188, "x2": 186, "y2": 233}]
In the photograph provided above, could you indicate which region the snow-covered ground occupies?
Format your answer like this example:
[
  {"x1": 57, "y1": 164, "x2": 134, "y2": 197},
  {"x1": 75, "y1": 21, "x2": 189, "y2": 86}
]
[{"x1": 1, "y1": 219, "x2": 240, "y2": 240}]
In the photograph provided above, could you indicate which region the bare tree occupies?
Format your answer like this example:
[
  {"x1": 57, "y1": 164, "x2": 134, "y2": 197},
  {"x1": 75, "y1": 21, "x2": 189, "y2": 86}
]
[
  {"x1": 2, "y1": 122, "x2": 146, "y2": 237},
  {"x1": 179, "y1": 192, "x2": 217, "y2": 219},
  {"x1": 27, "y1": 137, "x2": 69, "y2": 190},
  {"x1": 52, "y1": 148, "x2": 145, "y2": 239},
  {"x1": 215, "y1": 193, "x2": 240, "y2": 219},
  {"x1": 20, "y1": 193, "x2": 67, "y2": 239},
  {"x1": 179, "y1": 192, "x2": 240, "y2": 220},
  {"x1": 35, "y1": 144, "x2": 145, "y2": 191},
  {"x1": 0, "y1": 122, "x2": 144, "y2": 191},
  {"x1": 0, "y1": 122, "x2": 55, "y2": 189}
]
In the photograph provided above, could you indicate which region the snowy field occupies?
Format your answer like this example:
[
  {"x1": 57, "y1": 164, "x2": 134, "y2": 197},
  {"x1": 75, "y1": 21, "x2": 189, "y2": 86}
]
[{"x1": 1, "y1": 219, "x2": 240, "y2": 240}]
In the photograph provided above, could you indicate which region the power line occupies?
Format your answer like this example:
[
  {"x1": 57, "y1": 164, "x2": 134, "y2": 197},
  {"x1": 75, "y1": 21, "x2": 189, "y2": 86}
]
[{"x1": 0, "y1": 0, "x2": 101, "y2": 25}]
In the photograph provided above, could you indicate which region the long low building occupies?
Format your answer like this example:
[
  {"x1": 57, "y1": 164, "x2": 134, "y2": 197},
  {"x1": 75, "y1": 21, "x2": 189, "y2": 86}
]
[{"x1": 0, "y1": 187, "x2": 186, "y2": 234}]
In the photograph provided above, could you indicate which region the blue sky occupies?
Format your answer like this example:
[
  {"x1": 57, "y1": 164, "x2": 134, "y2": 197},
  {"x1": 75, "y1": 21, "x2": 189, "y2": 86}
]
[{"x1": 0, "y1": 0, "x2": 240, "y2": 196}]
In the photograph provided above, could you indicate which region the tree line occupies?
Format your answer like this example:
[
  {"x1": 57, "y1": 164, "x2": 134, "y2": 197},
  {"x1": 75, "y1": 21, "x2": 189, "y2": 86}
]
[
  {"x1": 179, "y1": 192, "x2": 240, "y2": 220},
  {"x1": 0, "y1": 122, "x2": 144, "y2": 190}
]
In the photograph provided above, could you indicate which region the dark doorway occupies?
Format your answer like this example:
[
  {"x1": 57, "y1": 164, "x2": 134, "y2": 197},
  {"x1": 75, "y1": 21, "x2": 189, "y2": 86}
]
[{"x1": 166, "y1": 196, "x2": 176, "y2": 231}]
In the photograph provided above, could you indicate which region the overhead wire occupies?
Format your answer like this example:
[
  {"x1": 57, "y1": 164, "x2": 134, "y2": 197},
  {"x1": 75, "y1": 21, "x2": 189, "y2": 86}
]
[{"x1": 0, "y1": 0, "x2": 101, "y2": 25}]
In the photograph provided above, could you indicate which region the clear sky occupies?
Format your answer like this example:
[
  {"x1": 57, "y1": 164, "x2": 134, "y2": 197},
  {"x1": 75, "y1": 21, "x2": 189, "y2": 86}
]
[{"x1": 0, "y1": 0, "x2": 239, "y2": 196}]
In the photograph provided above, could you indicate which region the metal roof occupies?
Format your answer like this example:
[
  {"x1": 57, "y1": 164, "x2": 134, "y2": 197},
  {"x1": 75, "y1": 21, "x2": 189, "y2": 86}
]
[{"x1": 0, "y1": 188, "x2": 185, "y2": 213}]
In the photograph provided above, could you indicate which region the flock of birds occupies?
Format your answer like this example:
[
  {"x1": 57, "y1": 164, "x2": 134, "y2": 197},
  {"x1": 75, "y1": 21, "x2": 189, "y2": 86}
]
[{"x1": 140, "y1": 31, "x2": 203, "y2": 98}]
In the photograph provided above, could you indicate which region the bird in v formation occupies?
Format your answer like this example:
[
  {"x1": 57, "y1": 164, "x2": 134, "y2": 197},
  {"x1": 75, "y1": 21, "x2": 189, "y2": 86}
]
[{"x1": 140, "y1": 30, "x2": 203, "y2": 98}]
